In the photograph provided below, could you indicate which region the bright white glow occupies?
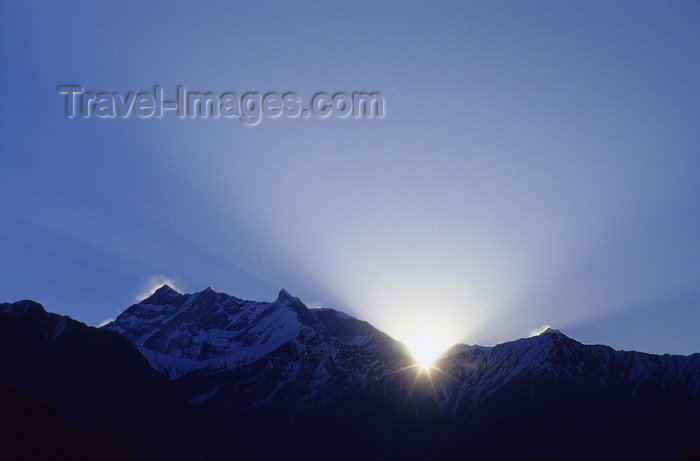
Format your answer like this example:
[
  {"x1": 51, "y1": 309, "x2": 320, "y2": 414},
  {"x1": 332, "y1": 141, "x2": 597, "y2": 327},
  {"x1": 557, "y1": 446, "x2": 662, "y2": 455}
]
[
  {"x1": 343, "y1": 283, "x2": 479, "y2": 367},
  {"x1": 136, "y1": 274, "x2": 183, "y2": 301},
  {"x1": 97, "y1": 317, "x2": 115, "y2": 327},
  {"x1": 400, "y1": 329, "x2": 452, "y2": 370},
  {"x1": 528, "y1": 324, "x2": 552, "y2": 337}
]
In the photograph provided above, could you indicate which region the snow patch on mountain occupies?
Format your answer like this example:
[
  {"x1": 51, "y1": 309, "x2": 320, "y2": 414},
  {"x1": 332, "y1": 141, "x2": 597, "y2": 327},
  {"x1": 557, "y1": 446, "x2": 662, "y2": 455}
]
[{"x1": 103, "y1": 286, "x2": 402, "y2": 379}]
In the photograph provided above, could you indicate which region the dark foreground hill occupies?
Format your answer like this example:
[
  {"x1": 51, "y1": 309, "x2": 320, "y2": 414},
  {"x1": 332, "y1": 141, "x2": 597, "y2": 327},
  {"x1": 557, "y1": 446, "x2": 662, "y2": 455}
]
[{"x1": 0, "y1": 300, "x2": 249, "y2": 460}]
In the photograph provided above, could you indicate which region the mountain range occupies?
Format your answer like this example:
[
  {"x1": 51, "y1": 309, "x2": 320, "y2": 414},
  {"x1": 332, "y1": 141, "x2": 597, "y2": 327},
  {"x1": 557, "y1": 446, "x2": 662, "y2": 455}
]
[{"x1": 2, "y1": 286, "x2": 699, "y2": 460}]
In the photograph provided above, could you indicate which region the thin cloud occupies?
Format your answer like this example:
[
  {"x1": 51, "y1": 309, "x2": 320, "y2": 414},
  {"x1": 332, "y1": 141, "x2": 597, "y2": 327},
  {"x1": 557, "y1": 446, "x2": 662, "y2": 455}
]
[
  {"x1": 528, "y1": 325, "x2": 552, "y2": 337},
  {"x1": 136, "y1": 274, "x2": 184, "y2": 301},
  {"x1": 98, "y1": 317, "x2": 115, "y2": 327}
]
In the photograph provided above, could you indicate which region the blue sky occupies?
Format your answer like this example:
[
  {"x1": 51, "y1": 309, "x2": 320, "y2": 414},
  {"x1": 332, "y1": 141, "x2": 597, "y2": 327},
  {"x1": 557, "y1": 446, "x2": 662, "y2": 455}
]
[{"x1": 1, "y1": 1, "x2": 698, "y2": 358}]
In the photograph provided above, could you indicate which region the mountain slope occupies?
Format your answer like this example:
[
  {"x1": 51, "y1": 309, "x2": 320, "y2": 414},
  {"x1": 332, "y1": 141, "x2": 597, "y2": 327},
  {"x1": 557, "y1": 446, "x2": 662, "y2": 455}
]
[
  {"x1": 104, "y1": 286, "x2": 700, "y2": 460},
  {"x1": 0, "y1": 300, "x2": 248, "y2": 460},
  {"x1": 105, "y1": 286, "x2": 438, "y2": 459},
  {"x1": 429, "y1": 328, "x2": 700, "y2": 460},
  {"x1": 432, "y1": 328, "x2": 700, "y2": 413},
  {"x1": 3, "y1": 289, "x2": 698, "y2": 460}
]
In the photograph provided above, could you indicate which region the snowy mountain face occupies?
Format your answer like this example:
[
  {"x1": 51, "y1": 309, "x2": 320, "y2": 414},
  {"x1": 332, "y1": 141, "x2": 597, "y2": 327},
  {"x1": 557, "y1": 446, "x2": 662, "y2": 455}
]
[
  {"x1": 101, "y1": 287, "x2": 700, "y2": 460},
  {"x1": 103, "y1": 286, "x2": 433, "y2": 459},
  {"x1": 104, "y1": 286, "x2": 411, "y2": 381},
  {"x1": 431, "y1": 328, "x2": 700, "y2": 416}
]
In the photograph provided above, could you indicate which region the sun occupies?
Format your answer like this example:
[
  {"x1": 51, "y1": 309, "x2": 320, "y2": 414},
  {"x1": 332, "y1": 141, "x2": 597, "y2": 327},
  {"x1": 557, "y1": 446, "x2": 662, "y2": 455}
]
[
  {"x1": 409, "y1": 346, "x2": 440, "y2": 373},
  {"x1": 416, "y1": 357, "x2": 434, "y2": 371},
  {"x1": 395, "y1": 323, "x2": 457, "y2": 377}
]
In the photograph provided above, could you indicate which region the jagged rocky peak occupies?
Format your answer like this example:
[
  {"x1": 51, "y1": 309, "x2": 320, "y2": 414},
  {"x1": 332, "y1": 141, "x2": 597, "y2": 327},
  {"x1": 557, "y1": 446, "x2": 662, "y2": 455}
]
[
  {"x1": 190, "y1": 286, "x2": 220, "y2": 302},
  {"x1": 276, "y1": 288, "x2": 295, "y2": 301},
  {"x1": 143, "y1": 284, "x2": 182, "y2": 304},
  {"x1": 274, "y1": 288, "x2": 303, "y2": 308},
  {"x1": 274, "y1": 288, "x2": 321, "y2": 327},
  {"x1": 155, "y1": 283, "x2": 179, "y2": 294}
]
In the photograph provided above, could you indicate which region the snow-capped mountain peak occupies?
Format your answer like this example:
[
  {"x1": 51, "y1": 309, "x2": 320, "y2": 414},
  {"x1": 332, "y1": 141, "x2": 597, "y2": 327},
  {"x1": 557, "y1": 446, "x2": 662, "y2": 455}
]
[
  {"x1": 102, "y1": 287, "x2": 401, "y2": 379},
  {"x1": 539, "y1": 326, "x2": 562, "y2": 335},
  {"x1": 142, "y1": 284, "x2": 182, "y2": 305},
  {"x1": 104, "y1": 287, "x2": 314, "y2": 377}
]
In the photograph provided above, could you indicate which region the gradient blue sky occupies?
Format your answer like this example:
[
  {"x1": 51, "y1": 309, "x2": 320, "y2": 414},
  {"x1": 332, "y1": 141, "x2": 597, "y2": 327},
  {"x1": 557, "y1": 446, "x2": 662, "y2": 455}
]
[{"x1": 1, "y1": 1, "x2": 698, "y2": 359}]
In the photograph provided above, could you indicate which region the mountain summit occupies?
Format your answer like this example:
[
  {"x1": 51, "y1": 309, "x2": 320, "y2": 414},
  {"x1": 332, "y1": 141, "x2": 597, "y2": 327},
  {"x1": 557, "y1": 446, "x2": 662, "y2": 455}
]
[{"x1": 143, "y1": 284, "x2": 182, "y2": 304}]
